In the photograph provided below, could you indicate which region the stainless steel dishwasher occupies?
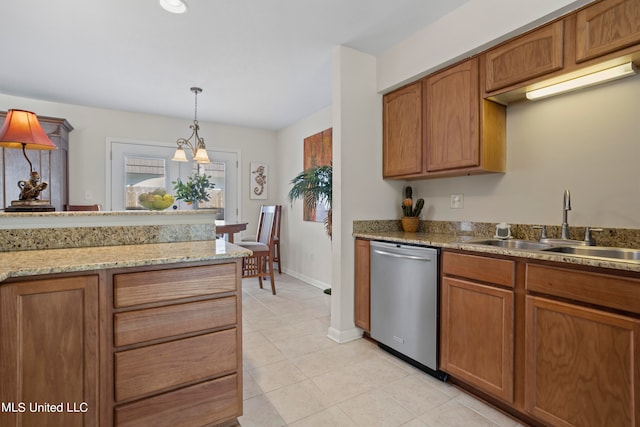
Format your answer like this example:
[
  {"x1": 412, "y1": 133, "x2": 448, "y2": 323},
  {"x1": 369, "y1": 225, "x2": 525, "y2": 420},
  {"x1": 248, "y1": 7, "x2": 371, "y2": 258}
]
[{"x1": 370, "y1": 241, "x2": 446, "y2": 380}]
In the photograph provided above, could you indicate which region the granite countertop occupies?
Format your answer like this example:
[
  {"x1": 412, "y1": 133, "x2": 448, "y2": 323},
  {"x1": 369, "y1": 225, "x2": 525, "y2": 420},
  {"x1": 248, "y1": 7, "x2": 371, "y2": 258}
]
[
  {"x1": 0, "y1": 239, "x2": 251, "y2": 283},
  {"x1": 354, "y1": 230, "x2": 640, "y2": 273}
]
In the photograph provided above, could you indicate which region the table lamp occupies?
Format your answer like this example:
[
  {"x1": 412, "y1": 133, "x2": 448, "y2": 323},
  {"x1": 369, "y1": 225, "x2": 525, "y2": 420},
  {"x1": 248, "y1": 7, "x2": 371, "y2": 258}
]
[{"x1": 0, "y1": 109, "x2": 57, "y2": 211}]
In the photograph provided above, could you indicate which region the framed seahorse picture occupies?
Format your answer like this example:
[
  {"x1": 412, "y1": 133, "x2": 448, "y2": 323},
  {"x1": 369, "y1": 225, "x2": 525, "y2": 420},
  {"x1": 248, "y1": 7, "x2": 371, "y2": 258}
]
[{"x1": 250, "y1": 162, "x2": 268, "y2": 200}]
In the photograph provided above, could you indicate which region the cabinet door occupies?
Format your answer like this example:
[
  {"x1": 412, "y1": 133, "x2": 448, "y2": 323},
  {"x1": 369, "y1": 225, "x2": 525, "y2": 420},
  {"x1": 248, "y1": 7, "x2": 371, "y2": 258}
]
[
  {"x1": 0, "y1": 275, "x2": 99, "y2": 427},
  {"x1": 576, "y1": 0, "x2": 640, "y2": 62},
  {"x1": 354, "y1": 239, "x2": 370, "y2": 332},
  {"x1": 440, "y1": 276, "x2": 514, "y2": 402},
  {"x1": 485, "y1": 21, "x2": 564, "y2": 92},
  {"x1": 525, "y1": 296, "x2": 640, "y2": 427},
  {"x1": 425, "y1": 59, "x2": 480, "y2": 172},
  {"x1": 382, "y1": 81, "x2": 424, "y2": 178}
]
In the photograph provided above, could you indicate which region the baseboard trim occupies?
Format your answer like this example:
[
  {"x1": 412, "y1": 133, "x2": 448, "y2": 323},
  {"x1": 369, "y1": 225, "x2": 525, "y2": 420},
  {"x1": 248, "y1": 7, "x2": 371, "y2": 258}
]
[
  {"x1": 283, "y1": 268, "x2": 330, "y2": 291},
  {"x1": 327, "y1": 326, "x2": 363, "y2": 344}
]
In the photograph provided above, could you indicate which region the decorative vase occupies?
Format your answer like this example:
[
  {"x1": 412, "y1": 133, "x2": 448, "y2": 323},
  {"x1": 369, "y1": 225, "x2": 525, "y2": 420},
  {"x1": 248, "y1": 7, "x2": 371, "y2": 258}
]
[{"x1": 401, "y1": 216, "x2": 420, "y2": 232}]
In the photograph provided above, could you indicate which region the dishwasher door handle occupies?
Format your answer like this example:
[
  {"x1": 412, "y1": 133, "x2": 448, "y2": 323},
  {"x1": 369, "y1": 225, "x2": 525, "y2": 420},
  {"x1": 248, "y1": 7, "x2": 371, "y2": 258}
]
[{"x1": 372, "y1": 249, "x2": 432, "y2": 262}]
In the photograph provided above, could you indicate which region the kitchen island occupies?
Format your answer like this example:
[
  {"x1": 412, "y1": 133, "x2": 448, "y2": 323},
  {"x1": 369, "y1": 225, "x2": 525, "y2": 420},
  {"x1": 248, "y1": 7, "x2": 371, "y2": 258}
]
[{"x1": 0, "y1": 211, "x2": 251, "y2": 427}]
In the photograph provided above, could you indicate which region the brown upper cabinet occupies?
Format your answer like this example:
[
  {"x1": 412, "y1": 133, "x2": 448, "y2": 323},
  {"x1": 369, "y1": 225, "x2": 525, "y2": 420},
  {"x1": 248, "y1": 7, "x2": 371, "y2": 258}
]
[
  {"x1": 484, "y1": 0, "x2": 640, "y2": 99},
  {"x1": 485, "y1": 21, "x2": 565, "y2": 93},
  {"x1": 383, "y1": 0, "x2": 640, "y2": 181},
  {"x1": 382, "y1": 81, "x2": 424, "y2": 178},
  {"x1": 424, "y1": 58, "x2": 505, "y2": 176},
  {"x1": 575, "y1": 0, "x2": 640, "y2": 62},
  {"x1": 383, "y1": 58, "x2": 506, "y2": 180}
]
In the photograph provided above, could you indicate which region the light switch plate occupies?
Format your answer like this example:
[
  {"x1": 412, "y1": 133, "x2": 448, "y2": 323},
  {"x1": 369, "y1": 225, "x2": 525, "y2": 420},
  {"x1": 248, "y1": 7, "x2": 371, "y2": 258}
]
[{"x1": 450, "y1": 194, "x2": 464, "y2": 209}]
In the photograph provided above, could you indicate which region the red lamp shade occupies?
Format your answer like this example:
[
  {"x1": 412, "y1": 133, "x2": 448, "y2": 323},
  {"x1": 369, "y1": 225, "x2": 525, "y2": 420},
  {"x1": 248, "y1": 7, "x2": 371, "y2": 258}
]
[{"x1": 0, "y1": 109, "x2": 57, "y2": 150}]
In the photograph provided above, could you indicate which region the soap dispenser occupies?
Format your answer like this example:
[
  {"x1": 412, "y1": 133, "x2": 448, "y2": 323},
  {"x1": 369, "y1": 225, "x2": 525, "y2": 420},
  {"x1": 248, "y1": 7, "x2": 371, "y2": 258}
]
[{"x1": 495, "y1": 223, "x2": 511, "y2": 239}]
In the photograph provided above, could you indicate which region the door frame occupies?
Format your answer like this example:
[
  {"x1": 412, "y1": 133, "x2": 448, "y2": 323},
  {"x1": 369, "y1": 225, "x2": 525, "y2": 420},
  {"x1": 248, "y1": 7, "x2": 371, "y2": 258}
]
[{"x1": 105, "y1": 137, "x2": 241, "y2": 220}]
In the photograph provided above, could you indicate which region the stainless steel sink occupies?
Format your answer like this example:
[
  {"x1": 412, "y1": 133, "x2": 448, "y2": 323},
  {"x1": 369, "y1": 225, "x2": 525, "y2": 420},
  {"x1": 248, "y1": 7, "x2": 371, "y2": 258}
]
[
  {"x1": 465, "y1": 239, "x2": 553, "y2": 251},
  {"x1": 541, "y1": 246, "x2": 640, "y2": 261},
  {"x1": 461, "y1": 238, "x2": 640, "y2": 262}
]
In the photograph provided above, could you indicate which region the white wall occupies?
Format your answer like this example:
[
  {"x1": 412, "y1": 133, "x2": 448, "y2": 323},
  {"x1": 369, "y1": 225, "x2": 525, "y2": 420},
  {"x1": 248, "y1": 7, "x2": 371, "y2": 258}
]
[
  {"x1": 411, "y1": 74, "x2": 640, "y2": 229},
  {"x1": 276, "y1": 107, "x2": 333, "y2": 288},
  {"x1": 0, "y1": 93, "x2": 278, "y2": 234},
  {"x1": 329, "y1": 46, "x2": 404, "y2": 343}
]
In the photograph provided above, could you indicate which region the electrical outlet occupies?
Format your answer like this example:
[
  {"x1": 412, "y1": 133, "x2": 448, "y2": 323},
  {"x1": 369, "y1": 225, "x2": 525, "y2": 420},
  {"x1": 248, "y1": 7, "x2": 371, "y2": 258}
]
[{"x1": 450, "y1": 194, "x2": 464, "y2": 209}]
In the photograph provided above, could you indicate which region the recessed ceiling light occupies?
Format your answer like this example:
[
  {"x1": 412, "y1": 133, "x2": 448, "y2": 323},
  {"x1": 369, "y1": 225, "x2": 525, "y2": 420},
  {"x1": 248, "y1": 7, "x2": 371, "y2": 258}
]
[{"x1": 159, "y1": 0, "x2": 187, "y2": 14}]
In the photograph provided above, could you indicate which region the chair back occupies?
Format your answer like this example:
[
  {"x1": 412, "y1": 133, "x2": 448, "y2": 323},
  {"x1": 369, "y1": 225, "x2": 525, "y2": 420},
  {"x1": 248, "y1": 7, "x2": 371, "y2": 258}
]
[
  {"x1": 274, "y1": 205, "x2": 281, "y2": 242},
  {"x1": 256, "y1": 205, "x2": 281, "y2": 247}
]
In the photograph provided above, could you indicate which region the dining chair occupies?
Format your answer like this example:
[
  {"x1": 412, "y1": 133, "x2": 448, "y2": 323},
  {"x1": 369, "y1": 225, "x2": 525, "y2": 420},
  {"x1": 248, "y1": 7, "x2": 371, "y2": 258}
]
[
  {"x1": 273, "y1": 206, "x2": 282, "y2": 274},
  {"x1": 237, "y1": 205, "x2": 281, "y2": 294},
  {"x1": 242, "y1": 205, "x2": 282, "y2": 273},
  {"x1": 65, "y1": 204, "x2": 101, "y2": 211}
]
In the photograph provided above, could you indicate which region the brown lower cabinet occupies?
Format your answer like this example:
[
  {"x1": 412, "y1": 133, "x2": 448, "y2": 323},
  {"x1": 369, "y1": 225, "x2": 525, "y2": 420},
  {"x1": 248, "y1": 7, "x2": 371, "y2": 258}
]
[
  {"x1": 0, "y1": 273, "x2": 100, "y2": 427},
  {"x1": 440, "y1": 252, "x2": 515, "y2": 403},
  {"x1": 441, "y1": 249, "x2": 640, "y2": 427},
  {"x1": 0, "y1": 259, "x2": 243, "y2": 427},
  {"x1": 354, "y1": 238, "x2": 371, "y2": 332}
]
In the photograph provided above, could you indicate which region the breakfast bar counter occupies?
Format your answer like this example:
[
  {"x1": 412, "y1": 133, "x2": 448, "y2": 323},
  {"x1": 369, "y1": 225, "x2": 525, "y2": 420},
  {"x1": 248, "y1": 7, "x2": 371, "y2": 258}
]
[
  {"x1": 0, "y1": 239, "x2": 250, "y2": 283},
  {"x1": 0, "y1": 211, "x2": 250, "y2": 427}
]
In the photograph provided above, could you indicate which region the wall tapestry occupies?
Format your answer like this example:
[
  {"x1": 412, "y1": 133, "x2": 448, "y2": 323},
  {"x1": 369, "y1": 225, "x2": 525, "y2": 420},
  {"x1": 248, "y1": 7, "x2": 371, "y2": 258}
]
[
  {"x1": 250, "y1": 162, "x2": 268, "y2": 200},
  {"x1": 303, "y1": 127, "x2": 332, "y2": 222}
]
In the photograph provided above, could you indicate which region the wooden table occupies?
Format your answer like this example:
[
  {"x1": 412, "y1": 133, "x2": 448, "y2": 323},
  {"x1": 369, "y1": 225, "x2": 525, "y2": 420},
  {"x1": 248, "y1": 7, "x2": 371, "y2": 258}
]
[{"x1": 215, "y1": 221, "x2": 248, "y2": 243}]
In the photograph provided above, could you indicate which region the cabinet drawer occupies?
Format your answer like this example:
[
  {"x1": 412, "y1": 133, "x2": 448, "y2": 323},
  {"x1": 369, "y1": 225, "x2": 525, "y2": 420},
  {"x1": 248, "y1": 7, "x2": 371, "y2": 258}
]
[
  {"x1": 115, "y1": 329, "x2": 237, "y2": 402},
  {"x1": 114, "y1": 296, "x2": 237, "y2": 347},
  {"x1": 443, "y1": 252, "x2": 515, "y2": 287},
  {"x1": 115, "y1": 373, "x2": 240, "y2": 427},
  {"x1": 114, "y1": 263, "x2": 237, "y2": 308},
  {"x1": 526, "y1": 263, "x2": 640, "y2": 313}
]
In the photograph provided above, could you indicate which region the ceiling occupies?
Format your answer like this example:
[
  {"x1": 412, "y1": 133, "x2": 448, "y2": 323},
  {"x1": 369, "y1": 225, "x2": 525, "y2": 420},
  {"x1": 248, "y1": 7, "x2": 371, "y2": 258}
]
[{"x1": 0, "y1": 0, "x2": 469, "y2": 130}]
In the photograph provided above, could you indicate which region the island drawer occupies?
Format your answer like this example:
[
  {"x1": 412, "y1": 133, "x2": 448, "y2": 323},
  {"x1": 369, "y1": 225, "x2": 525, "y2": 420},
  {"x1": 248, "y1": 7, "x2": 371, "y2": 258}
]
[
  {"x1": 114, "y1": 328, "x2": 237, "y2": 402},
  {"x1": 113, "y1": 263, "x2": 237, "y2": 307},
  {"x1": 114, "y1": 373, "x2": 239, "y2": 427},
  {"x1": 443, "y1": 251, "x2": 515, "y2": 287},
  {"x1": 114, "y1": 296, "x2": 237, "y2": 347}
]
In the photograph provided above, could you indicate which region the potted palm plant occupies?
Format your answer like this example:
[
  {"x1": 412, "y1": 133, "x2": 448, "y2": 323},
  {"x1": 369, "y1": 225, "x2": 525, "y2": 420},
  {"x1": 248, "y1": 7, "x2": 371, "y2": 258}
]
[{"x1": 288, "y1": 165, "x2": 332, "y2": 237}]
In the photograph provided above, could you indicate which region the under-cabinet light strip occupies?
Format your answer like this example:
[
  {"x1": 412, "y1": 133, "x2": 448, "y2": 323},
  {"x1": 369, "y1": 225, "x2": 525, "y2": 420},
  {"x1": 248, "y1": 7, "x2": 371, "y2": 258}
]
[{"x1": 526, "y1": 62, "x2": 637, "y2": 101}]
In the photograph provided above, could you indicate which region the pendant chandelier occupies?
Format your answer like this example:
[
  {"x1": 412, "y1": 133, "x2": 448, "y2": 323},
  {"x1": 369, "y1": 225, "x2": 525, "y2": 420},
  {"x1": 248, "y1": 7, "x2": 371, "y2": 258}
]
[{"x1": 172, "y1": 87, "x2": 210, "y2": 164}]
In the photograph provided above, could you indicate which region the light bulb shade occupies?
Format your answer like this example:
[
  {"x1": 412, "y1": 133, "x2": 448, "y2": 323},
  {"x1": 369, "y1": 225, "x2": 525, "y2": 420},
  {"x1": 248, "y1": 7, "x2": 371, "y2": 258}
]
[
  {"x1": 0, "y1": 109, "x2": 57, "y2": 150},
  {"x1": 172, "y1": 147, "x2": 188, "y2": 162},
  {"x1": 194, "y1": 148, "x2": 210, "y2": 163}
]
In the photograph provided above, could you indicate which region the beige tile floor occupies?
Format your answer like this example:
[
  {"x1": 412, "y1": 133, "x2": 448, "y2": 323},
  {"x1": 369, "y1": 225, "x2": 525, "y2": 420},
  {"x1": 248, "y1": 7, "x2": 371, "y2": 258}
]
[{"x1": 239, "y1": 274, "x2": 525, "y2": 427}]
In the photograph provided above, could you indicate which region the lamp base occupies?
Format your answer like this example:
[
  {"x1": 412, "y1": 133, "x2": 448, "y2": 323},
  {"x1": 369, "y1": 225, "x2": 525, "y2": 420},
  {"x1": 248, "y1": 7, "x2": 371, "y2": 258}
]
[{"x1": 5, "y1": 199, "x2": 55, "y2": 212}]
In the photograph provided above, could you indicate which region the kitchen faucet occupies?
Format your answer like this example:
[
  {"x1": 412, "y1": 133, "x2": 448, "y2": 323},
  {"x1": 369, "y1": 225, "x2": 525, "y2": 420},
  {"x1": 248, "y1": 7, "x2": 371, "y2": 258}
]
[
  {"x1": 561, "y1": 189, "x2": 571, "y2": 239},
  {"x1": 535, "y1": 190, "x2": 602, "y2": 246}
]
